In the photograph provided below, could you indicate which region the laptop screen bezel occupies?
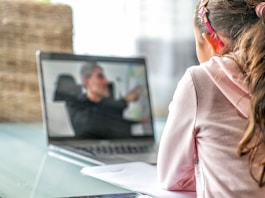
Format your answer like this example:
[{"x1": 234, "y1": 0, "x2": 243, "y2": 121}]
[{"x1": 36, "y1": 51, "x2": 155, "y2": 141}]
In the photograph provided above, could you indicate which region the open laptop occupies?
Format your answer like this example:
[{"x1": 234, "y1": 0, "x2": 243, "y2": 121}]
[{"x1": 36, "y1": 51, "x2": 158, "y2": 165}]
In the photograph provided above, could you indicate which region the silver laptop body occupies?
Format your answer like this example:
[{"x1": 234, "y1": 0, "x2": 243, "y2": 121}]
[{"x1": 36, "y1": 51, "x2": 158, "y2": 165}]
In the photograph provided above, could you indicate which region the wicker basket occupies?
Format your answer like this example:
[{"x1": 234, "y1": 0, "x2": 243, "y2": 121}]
[{"x1": 0, "y1": 0, "x2": 73, "y2": 122}]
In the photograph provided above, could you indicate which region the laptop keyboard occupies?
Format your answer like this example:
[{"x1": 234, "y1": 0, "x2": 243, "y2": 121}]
[{"x1": 73, "y1": 144, "x2": 153, "y2": 155}]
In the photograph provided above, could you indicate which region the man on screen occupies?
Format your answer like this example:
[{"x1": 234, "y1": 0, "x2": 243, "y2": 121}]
[{"x1": 66, "y1": 61, "x2": 140, "y2": 138}]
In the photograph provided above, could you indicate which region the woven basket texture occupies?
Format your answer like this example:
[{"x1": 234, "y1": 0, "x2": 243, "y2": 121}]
[{"x1": 0, "y1": 0, "x2": 73, "y2": 122}]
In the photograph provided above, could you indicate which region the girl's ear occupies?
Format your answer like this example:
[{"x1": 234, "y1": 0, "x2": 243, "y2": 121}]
[
  {"x1": 202, "y1": 33, "x2": 223, "y2": 56},
  {"x1": 83, "y1": 78, "x2": 89, "y2": 88}
]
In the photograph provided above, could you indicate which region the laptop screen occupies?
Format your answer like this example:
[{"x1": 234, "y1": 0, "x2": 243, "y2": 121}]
[{"x1": 37, "y1": 51, "x2": 154, "y2": 140}]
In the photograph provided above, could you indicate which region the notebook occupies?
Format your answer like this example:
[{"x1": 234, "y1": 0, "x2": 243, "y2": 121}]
[{"x1": 36, "y1": 51, "x2": 158, "y2": 165}]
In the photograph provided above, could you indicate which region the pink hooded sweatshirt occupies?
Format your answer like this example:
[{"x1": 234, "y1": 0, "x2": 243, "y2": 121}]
[{"x1": 157, "y1": 56, "x2": 265, "y2": 198}]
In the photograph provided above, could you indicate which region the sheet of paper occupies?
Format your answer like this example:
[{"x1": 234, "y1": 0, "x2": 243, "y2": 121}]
[{"x1": 81, "y1": 162, "x2": 196, "y2": 198}]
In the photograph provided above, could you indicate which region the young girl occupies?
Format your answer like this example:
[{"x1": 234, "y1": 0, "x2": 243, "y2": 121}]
[{"x1": 157, "y1": 0, "x2": 265, "y2": 197}]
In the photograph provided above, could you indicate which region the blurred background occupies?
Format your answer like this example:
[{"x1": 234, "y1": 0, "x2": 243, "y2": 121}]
[
  {"x1": 0, "y1": 0, "x2": 198, "y2": 122},
  {"x1": 51, "y1": 0, "x2": 199, "y2": 118}
]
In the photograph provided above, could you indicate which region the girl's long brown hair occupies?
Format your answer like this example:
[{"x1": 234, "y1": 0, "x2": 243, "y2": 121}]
[{"x1": 195, "y1": 0, "x2": 265, "y2": 187}]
